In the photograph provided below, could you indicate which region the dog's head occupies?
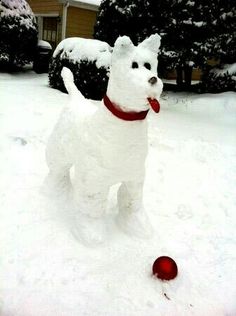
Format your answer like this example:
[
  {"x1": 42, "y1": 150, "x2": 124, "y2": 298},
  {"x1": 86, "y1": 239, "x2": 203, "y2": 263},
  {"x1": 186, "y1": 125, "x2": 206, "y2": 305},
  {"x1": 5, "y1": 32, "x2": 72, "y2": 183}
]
[{"x1": 107, "y1": 34, "x2": 163, "y2": 112}]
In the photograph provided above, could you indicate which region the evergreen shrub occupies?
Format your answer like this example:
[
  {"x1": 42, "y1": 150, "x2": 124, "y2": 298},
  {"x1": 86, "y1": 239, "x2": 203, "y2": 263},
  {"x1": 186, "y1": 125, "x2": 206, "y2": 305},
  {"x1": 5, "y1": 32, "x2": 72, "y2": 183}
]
[
  {"x1": 0, "y1": 0, "x2": 38, "y2": 69},
  {"x1": 200, "y1": 65, "x2": 236, "y2": 93},
  {"x1": 49, "y1": 37, "x2": 111, "y2": 100},
  {"x1": 94, "y1": 0, "x2": 236, "y2": 92}
]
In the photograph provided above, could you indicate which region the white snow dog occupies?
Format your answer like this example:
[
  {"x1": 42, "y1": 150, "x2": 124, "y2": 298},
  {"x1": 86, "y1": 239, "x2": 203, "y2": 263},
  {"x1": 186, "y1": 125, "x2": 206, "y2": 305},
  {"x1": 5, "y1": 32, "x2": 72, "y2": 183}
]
[{"x1": 46, "y1": 34, "x2": 163, "y2": 245}]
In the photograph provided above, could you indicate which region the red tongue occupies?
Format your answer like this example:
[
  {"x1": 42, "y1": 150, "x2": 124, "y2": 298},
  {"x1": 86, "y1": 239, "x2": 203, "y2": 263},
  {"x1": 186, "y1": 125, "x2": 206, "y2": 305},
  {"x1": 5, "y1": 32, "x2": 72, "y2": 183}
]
[{"x1": 147, "y1": 98, "x2": 160, "y2": 113}]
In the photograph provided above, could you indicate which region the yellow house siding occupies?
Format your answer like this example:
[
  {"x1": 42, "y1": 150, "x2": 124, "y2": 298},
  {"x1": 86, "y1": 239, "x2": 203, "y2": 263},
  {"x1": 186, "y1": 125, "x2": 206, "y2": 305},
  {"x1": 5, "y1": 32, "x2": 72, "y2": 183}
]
[
  {"x1": 28, "y1": 0, "x2": 64, "y2": 47},
  {"x1": 28, "y1": 1, "x2": 99, "y2": 46},
  {"x1": 28, "y1": 0, "x2": 62, "y2": 15},
  {"x1": 166, "y1": 68, "x2": 202, "y2": 81},
  {"x1": 66, "y1": 7, "x2": 97, "y2": 39}
]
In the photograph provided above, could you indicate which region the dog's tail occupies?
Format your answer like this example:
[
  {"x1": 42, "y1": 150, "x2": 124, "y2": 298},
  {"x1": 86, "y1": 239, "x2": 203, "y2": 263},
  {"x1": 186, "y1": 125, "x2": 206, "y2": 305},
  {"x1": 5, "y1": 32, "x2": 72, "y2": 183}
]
[{"x1": 61, "y1": 67, "x2": 85, "y2": 100}]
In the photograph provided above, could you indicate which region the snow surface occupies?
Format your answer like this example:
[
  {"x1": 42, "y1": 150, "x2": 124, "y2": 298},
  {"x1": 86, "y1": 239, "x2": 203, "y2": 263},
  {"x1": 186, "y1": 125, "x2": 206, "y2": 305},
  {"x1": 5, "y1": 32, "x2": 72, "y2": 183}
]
[
  {"x1": 0, "y1": 71, "x2": 236, "y2": 315},
  {"x1": 53, "y1": 37, "x2": 111, "y2": 69}
]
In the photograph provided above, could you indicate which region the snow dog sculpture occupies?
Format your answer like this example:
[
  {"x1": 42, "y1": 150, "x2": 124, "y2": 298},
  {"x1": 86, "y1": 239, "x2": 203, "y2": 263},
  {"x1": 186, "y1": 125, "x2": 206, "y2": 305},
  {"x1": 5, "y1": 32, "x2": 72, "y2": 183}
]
[{"x1": 46, "y1": 34, "x2": 163, "y2": 245}]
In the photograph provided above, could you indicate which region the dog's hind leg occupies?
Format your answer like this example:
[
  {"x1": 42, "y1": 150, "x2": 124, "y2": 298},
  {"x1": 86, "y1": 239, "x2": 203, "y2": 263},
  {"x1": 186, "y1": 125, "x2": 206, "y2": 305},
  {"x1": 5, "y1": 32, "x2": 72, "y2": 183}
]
[
  {"x1": 44, "y1": 166, "x2": 72, "y2": 195},
  {"x1": 43, "y1": 164, "x2": 72, "y2": 197},
  {"x1": 44, "y1": 135, "x2": 73, "y2": 196},
  {"x1": 117, "y1": 181, "x2": 153, "y2": 238},
  {"x1": 71, "y1": 164, "x2": 110, "y2": 246}
]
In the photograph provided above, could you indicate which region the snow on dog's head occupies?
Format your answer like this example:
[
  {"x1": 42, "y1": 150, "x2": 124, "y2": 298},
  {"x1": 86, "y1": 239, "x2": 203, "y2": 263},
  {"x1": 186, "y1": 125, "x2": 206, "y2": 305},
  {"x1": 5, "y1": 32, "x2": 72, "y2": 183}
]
[{"x1": 107, "y1": 34, "x2": 163, "y2": 112}]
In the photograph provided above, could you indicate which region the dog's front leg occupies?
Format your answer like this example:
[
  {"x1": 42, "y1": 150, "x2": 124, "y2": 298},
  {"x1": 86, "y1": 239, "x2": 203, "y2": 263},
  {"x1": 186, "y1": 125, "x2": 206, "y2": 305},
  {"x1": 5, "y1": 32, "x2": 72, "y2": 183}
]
[
  {"x1": 71, "y1": 174, "x2": 109, "y2": 246},
  {"x1": 117, "y1": 181, "x2": 152, "y2": 238}
]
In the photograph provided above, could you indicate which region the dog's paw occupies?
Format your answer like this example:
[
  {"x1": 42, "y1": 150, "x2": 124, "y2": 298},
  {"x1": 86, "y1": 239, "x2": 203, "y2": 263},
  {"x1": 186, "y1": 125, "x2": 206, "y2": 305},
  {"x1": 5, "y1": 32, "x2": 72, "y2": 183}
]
[
  {"x1": 71, "y1": 214, "x2": 108, "y2": 247},
  {"x1": 116, "y1": 210, "x2": 153, "y2": 239}
]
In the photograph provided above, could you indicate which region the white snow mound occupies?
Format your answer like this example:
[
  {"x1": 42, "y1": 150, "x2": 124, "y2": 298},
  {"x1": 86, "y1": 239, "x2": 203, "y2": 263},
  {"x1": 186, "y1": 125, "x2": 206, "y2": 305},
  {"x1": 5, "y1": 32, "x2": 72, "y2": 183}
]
[{"x1": 53, "y1": 37, "x2": 112, "y2": 69}]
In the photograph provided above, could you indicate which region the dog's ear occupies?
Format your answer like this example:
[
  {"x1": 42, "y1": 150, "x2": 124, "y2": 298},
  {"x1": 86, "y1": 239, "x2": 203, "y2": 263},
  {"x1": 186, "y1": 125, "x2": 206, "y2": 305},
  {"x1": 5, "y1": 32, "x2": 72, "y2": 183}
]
[
  {"x1": 139, "y1": 34, "x2": 161, "y2": 53},
  {"x1": 113, "y1": 36, "x2": 135, "y2": 56}
]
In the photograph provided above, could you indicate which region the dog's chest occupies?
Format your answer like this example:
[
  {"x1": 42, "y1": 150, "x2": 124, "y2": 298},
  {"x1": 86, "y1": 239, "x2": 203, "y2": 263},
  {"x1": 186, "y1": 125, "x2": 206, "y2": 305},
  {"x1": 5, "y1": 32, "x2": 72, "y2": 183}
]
[{"x1": 82, "y1": 112, "x2": 148, "y2": 180}]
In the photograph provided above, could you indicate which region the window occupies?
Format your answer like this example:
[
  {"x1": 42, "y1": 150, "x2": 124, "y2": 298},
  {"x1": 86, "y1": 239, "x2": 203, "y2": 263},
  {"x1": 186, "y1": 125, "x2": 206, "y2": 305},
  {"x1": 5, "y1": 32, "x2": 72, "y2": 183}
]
[
  {"x1": 36, "y1": 16, "x2": 59, "y2": 49},
  {"x1": 43, "y1": 17, "x2": 58, "y2": 48}
]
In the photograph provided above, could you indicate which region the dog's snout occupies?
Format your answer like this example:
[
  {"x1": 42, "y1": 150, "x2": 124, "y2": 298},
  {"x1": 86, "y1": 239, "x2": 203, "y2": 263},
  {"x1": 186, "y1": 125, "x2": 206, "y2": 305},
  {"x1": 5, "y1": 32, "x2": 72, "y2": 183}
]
[{"x1": 148, "y1": 77, "x2": 158, "y2": 85}]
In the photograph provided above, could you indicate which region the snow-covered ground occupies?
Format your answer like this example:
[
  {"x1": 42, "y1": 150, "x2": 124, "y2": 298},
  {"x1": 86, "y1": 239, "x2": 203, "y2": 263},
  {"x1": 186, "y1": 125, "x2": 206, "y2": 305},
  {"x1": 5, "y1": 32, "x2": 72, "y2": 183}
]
[{"x1": 0, "y1": 70, "x2": 236, "y2": 316}]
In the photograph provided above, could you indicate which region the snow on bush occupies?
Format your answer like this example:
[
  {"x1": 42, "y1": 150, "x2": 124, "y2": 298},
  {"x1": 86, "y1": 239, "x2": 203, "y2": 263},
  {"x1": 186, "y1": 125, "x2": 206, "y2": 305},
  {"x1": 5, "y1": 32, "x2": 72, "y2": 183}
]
[
  {"x1": 0, "y1": 0, "x2": 38, "y2": 69},
  {"x1": 49, "y1": 37, "x2": 111, "y2": 100},
  {"x1": 38, "y1": 40, "x2": 52, "y2": 50},
  {"x1": 201, "y1": 63, "x2": 236, "y2": 93}
]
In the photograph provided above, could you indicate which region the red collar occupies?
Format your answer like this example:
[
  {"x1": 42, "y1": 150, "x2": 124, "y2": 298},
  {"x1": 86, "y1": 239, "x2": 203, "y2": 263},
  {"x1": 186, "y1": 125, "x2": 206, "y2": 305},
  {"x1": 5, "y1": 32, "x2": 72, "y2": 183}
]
[{"x1": 103, "y1": 95, "x2": 149, "y2": 121}]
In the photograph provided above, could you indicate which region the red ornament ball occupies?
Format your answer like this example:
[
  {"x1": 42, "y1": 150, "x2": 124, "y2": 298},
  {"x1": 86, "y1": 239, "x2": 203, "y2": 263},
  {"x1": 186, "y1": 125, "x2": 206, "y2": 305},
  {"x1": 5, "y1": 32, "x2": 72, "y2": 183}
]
[{"x1": 152, "y1": 256, "x2": 178, "y2": 280}]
